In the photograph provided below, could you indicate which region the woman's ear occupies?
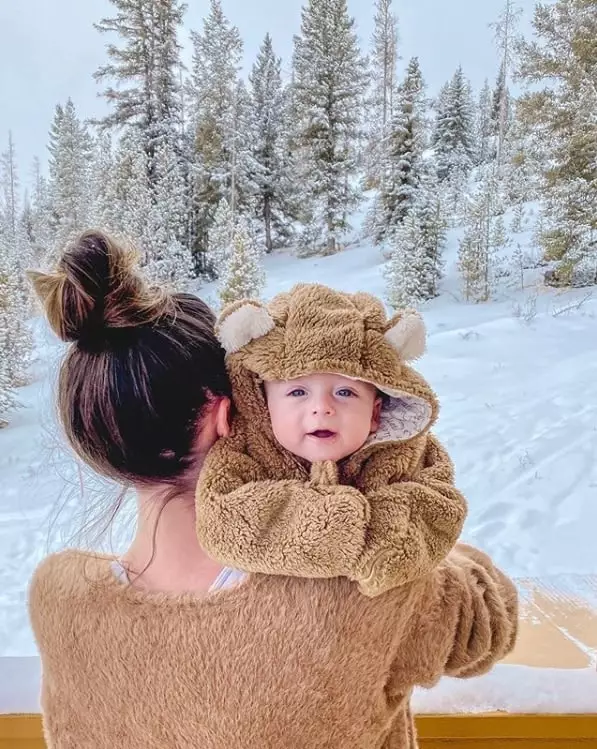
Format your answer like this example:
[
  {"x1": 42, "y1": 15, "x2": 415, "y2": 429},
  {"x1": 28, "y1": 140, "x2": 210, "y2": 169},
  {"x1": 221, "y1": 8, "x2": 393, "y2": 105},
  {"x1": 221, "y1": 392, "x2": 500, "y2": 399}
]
[{"x1": 214, "y1": 396, "x2": 231, "y2": 438}]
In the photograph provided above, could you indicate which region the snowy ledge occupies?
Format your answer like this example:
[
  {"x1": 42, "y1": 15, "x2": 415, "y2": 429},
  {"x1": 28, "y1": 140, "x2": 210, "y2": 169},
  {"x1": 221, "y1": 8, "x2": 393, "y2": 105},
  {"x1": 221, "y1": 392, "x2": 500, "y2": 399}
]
[
  {"x1": 413, "y1": 664, "x2": 597, "y2": 715},
  {"x1": 2, "y1": 656, "x2": 596, "y2": 716}
]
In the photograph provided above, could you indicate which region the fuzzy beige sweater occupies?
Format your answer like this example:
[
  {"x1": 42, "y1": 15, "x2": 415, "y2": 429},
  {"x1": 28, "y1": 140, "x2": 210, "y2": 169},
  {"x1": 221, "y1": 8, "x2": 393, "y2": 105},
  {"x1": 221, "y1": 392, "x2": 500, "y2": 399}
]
[{"x1": 29, "y1": 543, "x2": 518, "y2": 749}]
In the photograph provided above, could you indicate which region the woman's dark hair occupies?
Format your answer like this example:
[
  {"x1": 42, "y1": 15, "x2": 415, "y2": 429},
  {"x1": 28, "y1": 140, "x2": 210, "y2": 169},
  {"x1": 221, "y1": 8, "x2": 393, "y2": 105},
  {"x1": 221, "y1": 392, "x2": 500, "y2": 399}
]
[{"x1": 29, "y1": 230, "x2": 231, "y2": 488}]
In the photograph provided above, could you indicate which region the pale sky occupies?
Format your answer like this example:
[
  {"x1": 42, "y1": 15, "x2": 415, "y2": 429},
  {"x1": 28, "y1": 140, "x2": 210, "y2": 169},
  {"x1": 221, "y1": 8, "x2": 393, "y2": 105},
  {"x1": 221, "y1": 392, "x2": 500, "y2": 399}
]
[{"x1": 0, "y1": 0, "x2": 536, "y2": 189}]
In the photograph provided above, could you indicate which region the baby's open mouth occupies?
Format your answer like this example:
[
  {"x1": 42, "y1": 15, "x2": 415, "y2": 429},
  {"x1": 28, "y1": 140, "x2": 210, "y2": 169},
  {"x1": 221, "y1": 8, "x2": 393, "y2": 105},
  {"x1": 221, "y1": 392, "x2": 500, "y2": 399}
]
[{"x1": 308, "y1": 430, "x2": 336, "y2": 439}]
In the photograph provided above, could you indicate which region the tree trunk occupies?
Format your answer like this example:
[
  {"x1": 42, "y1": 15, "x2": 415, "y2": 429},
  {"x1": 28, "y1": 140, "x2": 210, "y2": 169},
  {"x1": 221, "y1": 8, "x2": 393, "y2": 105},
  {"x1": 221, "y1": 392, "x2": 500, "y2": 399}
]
[{"x1": 264, "y1": 197, "x2": 273, "y2": 253}]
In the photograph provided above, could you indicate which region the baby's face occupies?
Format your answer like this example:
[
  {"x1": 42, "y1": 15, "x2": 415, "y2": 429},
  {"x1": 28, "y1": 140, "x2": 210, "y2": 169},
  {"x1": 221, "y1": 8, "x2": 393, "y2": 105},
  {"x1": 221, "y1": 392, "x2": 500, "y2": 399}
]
[{"x1": 264, "y1": 373, "x2": 382, "y2": 463}]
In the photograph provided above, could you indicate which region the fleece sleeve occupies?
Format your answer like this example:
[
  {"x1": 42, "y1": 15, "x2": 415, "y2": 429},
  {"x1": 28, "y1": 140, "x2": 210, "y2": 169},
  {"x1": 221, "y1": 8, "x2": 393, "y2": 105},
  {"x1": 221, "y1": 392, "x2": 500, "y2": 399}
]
[
  {"x1": 196, "y1": 435, "x2": 466, "y2": 595},
  {"x1": 195, "y1": 437, "x2": 371, "y2": 578}
]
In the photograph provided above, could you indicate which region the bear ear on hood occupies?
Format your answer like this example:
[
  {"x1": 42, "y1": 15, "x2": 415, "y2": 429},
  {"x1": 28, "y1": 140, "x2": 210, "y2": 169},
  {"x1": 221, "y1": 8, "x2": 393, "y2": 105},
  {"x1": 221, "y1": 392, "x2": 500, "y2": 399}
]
[
  {"x1": 216, "y1": 299, "x2": 275, "y2": 354},
  {"x1": 384, "y1": 310, "x2": 426, "y2": 362}
]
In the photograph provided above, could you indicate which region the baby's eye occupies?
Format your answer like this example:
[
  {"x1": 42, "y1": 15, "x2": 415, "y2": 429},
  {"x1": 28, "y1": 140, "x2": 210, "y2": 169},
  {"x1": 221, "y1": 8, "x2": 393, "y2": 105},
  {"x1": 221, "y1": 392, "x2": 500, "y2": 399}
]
[
  {"x1": 288, "y1": 388, "x2": 307, "y2": 397},
  {"x1": 336, "y1": 388, "x2": 356, "y2": 398}
]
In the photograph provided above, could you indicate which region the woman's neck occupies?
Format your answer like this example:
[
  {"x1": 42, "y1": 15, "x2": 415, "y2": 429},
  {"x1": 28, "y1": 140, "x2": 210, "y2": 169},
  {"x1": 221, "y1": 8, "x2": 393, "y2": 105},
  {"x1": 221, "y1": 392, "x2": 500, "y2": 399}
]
[{"x1": 121, "y1": 487, "x2": 225, "y2": 593}]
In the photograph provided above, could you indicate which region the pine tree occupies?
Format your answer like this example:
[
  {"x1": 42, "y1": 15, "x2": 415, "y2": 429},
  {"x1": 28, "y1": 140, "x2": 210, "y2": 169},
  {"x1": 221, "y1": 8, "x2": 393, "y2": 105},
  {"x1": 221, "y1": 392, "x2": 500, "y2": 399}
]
[
  {"x1": 0, "y1": 134, "x2": 33, "y2": 390},
  {"x1": 187, "y1": 0, "x2": 244, "y2": 268},
  {"x1": 0, "y1": 263, "x2": 17, "y2": 426},
  {"x1": 291, "y1": 0, "x2": 368, "y2": 254},
  {"x1": 414, "y1": 169, "x2": 447, "y2": 298},
  {"x1": 145, "y1": 140, "x2": 194, "y2": 288},
  {"x1": 249, "y1": 33, "x2": 295, "y2": 252},
  {"x1": 366, "y1": 0, "x2": 400, "y2": 187},
  {"x1": 94, "y1": 132, "x2": 192, "y2": 288},
  {"x1": 516, "y1": 0, "x2": 597, "y2": 285},
  {"x1": 385, "y1": 211, "x2": 428, "y2": 309},
  {"x1": 218, "y1": 217, "x2": 265, "y2": 306},
  {"x1": 28, "y1": 157, "x2": 53, "y2": 265},
  {"x1": 373, "y1": 57, "x2": 427, "y2": 243},
  {"x1": 206, "y1": 197, "x2": 234, "y2": 275},
  {"x1": 0, "y1": 289, "x2": 17, "y2": 426},
  {"x1": 88, "y1": 132, "x2": 116, "y2": 230},
  {"x1": 94, "y1": 0, "x2": 185, "y2": 158},
  {"x1": 457, "y1": 165, "x2": 507, "y2": 302},
  {"x1": 511, "y1": 243, "x2": 526, "y2": 289},
  {"x1": 475, "y1": 80, "x2": 494, "y2": 165},
  {"x1": 47, "y1": 99, "x2": 94, "y2": 262},
  {"x1": 104, "y1": 131, "x2": 155, "y2": 256},
  {"x1": 433, "y1": 66, "x2": 475, "y2": 182}
]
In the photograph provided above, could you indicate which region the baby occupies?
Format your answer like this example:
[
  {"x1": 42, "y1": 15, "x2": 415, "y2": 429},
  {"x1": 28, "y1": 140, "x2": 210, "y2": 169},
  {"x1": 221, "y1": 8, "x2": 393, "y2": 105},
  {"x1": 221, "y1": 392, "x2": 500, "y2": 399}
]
[{"x1": 196, "y1": 283, "x2": 467, "y2": 596}]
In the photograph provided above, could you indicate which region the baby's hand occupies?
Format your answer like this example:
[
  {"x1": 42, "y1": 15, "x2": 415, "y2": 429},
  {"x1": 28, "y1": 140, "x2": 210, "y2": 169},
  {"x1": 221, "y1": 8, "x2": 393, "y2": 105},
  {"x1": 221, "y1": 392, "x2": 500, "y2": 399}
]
[{"x1": 309, "y1": 460, "x2": 339, "y2": 486}]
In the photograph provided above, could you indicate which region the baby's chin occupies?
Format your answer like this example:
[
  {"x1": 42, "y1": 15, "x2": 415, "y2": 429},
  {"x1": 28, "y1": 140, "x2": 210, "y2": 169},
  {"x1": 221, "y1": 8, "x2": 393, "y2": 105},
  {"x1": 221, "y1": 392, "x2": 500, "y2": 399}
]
[{"x1": 297, "y1": 443, "x2": 354, "y2": 464}]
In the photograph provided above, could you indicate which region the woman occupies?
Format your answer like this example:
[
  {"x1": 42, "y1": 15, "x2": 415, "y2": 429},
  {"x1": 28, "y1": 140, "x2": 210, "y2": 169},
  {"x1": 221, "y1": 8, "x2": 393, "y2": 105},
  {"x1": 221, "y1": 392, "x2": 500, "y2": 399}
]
[{"x1": 28, "y1": 231, "x2": 518, "y2": 749}]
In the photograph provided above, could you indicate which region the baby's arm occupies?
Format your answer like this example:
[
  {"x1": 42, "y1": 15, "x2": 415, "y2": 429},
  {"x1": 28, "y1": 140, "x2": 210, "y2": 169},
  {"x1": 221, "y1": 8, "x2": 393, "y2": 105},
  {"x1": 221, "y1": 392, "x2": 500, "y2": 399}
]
[
  {"x1": 345, "y1": 436, "x2": 468, "y2": 596},
  {"x1": 196, "y1": 435, "x2": 466, "y2": 593},
  {"x1": 196, "y1": 437, "x2": 371, "y2": 577}
]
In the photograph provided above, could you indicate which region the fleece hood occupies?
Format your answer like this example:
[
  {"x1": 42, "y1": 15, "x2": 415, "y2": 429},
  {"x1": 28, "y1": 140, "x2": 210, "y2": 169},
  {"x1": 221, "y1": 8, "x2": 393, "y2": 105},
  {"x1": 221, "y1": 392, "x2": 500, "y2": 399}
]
[{"x1": 216, "y1": 283, "x2": 439, "y2": 459}]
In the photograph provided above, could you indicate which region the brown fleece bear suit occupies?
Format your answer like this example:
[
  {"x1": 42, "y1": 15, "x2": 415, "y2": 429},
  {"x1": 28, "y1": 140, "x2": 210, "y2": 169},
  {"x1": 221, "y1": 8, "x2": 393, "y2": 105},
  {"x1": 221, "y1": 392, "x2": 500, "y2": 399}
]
[{"x1": 196, "y1": 283, "x2": 467, "y2": 596}]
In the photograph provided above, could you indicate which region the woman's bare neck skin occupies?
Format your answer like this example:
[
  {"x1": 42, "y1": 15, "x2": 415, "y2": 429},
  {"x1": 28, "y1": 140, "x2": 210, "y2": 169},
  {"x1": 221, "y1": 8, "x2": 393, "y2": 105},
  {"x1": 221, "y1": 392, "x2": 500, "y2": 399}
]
[{"x1": 121, "y1": 488, "x2": 225, "y2": 594}]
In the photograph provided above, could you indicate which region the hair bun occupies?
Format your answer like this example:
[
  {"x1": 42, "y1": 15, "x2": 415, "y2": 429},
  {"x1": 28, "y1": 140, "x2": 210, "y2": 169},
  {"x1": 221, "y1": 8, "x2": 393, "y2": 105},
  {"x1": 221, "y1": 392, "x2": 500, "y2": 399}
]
[{"x1": 29, "y1": 230, "x2": 167, "y2": 344}]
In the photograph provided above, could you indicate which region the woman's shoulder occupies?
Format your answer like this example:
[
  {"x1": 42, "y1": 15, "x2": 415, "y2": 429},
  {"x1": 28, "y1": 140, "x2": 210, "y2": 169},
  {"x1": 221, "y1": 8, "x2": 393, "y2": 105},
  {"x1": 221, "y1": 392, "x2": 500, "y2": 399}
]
[
  {"x1": 30, "y1": 549, "x2": 114, "y2": 597},
  {"x1": 28, "y1": 550, "x2": 115, "y2": 638}
]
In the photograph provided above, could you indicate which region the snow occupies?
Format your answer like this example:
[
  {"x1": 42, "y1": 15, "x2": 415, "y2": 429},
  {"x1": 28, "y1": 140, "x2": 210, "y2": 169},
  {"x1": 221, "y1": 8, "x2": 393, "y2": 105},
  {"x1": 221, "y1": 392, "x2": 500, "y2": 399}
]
[
  {"x1": 1, "y1": 206, "x2": 596, "y2": 714},
  {"x1": 413, "y1": 665, "x2": 597, "y2": 715}
]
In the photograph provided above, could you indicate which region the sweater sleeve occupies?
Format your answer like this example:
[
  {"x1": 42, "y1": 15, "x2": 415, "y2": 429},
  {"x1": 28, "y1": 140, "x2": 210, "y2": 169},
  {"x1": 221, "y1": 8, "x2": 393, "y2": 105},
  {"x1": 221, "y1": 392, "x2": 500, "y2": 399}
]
[
  {"x1": 388, "y1": 543, "x2": 519, "y2": 686},
  {"x1": 196, "y1": 435, "x2": 466, "y2": 595}
]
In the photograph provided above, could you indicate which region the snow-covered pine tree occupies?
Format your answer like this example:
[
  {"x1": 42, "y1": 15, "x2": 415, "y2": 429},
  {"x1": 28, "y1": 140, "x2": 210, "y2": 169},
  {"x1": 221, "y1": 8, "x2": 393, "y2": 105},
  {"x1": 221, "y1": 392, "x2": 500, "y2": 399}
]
[
  {"x1": 516, "y1": 0, "x2": 597, "y2": 286},
  {"x1": 249, "y1": 33, "x2": 296, "y2": 253},
  {"x1": 291, "y1": 0, "x2": 368, "y2": 254},
  {"x1": 47, "y1": 99, "x2": 94, "y2": 263},
  {"x1": 104, "y1": 131, "x2": 155, "y2": 259},
  {"x1": 88, "y1": 132, "x2": 116, "y2": 231},
  {"x1": 503, "y1": 117, "x2": 542, "y2": 206},
  {"x1": 0, "y1": 358, "x2": 16, "y2": 427},
  {"x1": 511, "y1": 243, "x2": 525, "y2": 289},
  {"x1": 385, "y1": 210, "x2": 428, "y2": 309},
  {"x1": 186, "y1": 0, "x2": 247, "y2": 269},
  {"x1": 414, "y1": 168, "x2": 447, "y2": 298},
  {"x1": 366, "y1": 0, "x2": 400, "y2": 188},
  {"x1": 475, "y1": 80, "x2": 494, "y2": 165},
  {"x1": 145, "y1": 140, "x2": 194, "y2": 288},
  {"x1": 94, "y1": 0, "x2": 185, "y2": 161},
  {"x1": 372, "y1": 57, "x2": 427, "y2": 244},
  {"x1": 218, "y1": 217, "x2": 265, "y2": 307},
  {"x1": 0, "y1": 134, "x2": 32, "y2": 389},
  {"x1": 457, "y1": 165, "x2": 507, "y2": 302},
  {"x1": 28, "y1": 157, "x2": 53, "y2": 266},
  {"x1": 0, "y1": 262, "x2": 17, "y2": 425},
  {"x1": 433, "y1": 66, "x2": 475, "y2": 182},
  {"x1": 431, "y1": 81, "x2": 450, "y2": 142},
  {"x1": 206, "y1": 198, "x2": 235, "y2": 276}
]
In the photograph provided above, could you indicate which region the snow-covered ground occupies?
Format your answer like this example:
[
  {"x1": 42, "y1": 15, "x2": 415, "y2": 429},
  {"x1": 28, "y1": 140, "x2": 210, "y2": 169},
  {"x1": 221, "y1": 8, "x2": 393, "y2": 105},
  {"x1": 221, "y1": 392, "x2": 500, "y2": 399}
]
[{"x1": 1, "y1": 207, "x2": 596, "y2": 713}]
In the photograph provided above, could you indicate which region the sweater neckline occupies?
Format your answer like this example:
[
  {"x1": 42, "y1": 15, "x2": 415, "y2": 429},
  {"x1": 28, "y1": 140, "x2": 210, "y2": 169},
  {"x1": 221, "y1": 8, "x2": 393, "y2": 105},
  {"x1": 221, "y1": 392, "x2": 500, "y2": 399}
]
[{"x1": 74, "y1": 549, "x2": 257, "y2": 607}]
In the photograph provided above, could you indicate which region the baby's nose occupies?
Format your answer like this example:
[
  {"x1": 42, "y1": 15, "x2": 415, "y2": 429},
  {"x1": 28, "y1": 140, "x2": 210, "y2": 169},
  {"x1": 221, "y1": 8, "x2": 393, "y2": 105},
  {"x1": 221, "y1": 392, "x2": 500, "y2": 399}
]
[{"x1": 313, "y1": 398, "x2": 334, "y2": 415}]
